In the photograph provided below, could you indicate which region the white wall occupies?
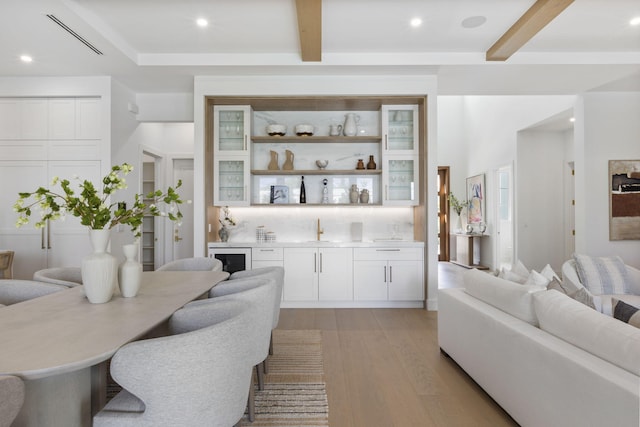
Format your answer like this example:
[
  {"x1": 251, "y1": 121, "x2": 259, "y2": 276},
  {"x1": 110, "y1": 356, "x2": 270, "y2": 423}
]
[
  {"x1": 575, "y1": 92, "x2": 640, "y2": 268},
  {"x1": 135, "y1": 93, "x2": 194, "y2": 122}
]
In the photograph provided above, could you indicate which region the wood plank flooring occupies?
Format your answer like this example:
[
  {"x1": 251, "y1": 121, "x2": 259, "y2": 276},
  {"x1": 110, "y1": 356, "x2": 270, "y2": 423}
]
[{"x1": 276, "y1": 263, "x2": 518, "y2": 426}]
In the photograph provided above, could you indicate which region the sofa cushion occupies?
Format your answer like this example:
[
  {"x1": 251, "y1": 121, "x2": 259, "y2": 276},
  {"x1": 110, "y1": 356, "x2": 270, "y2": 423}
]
[
  {"x1": 573, "y1": 254, "x2": 631, "y2": 295},
  {"x1": 464, "y1": 268, "x2": 546, "y2": 326},
  {"x1": 533, "y1": 289, "x2": 640, "y2": 376},
  {"x1": 547, "y1": 277, "x2": 596, "y2": 309},
  {"x1": 612, "y1": 298, "x2": 640, "y2": 329}
]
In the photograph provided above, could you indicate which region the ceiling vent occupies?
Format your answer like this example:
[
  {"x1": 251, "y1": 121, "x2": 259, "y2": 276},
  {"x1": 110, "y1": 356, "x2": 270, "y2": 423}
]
[{"x1": 46, "y1": 14, "x2": 103, "y2": 55}]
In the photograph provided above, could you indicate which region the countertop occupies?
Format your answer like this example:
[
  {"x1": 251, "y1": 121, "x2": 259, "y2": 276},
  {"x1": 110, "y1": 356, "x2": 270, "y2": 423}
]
[{"x1": 208, "y1": 240, "x2": 424, "y2": 248}]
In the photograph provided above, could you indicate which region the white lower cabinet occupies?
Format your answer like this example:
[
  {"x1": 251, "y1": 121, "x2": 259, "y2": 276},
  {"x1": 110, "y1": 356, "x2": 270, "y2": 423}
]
[
  {"x1": 252, "y1": 247, "x2": 284, "y2": 269},
  {"x1": 353, "y1": 248, "x2": 424, "y2": 301},
  {"x1": 283, "y1": 247, "x2": 353, "y2": 302}
]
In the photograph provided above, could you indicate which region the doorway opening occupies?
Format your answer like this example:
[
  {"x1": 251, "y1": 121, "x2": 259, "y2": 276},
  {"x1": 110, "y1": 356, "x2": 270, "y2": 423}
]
[
  {"x1": 438, "y1": 166, "x2": 450, "y2": 261},
  {"x1": 496, "y1": 164, "x2": 514, "y2": 270}
]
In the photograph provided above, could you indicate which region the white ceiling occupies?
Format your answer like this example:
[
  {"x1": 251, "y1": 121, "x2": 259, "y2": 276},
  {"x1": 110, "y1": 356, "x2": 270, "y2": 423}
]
[{"x1": 1, "y1": 0, "x2": 639, "y2": 95}]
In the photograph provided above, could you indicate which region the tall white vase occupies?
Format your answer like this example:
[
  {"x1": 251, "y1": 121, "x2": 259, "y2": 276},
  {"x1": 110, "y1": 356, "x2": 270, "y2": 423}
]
[
  {"x1": 118, "y1": 243, "x2": 142, "y2": 298},
  {"x1": 82, "y1": 229, "x2": 118, "y2": 304}
]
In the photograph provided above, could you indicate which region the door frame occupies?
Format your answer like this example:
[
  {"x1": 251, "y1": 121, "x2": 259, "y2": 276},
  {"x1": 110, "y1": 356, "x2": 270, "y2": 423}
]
[
  {"x1": 438, "y1": 166, "x2": 450, "y2": 261},
  {"x1": 495, "y1": 163, "x2": 515, "y2": 270}
]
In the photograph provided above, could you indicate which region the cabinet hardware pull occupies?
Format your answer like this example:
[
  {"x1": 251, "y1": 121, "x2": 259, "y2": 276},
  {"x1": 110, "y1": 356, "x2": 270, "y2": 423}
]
[
  {"x1": 389, "y1": 266, "x2": 393, "y2": 283},
  {"x1": 376, "y1": 249, "x2": 401, "y2": 252},
  {"x1": 314, "y1": 253, "x2": 317, "y2": 273},
  {"x1": 244, "y1": 185, "x2": 247, "y2": 200},
  {"x1": 41, "y1": 227, "x2": 45, "y2": 249},
  {"x1": 385, "y1": 134, "x2": 388, "y2": 150},
  {"x1": 260, "y1": 249, "x2": 274, "y2": 252},
  {"x1": 320, "y1": 253, "x2": 323, "y2": 273},
  {"x1": 385, "y1": 185, "x2": 388, "y2": 200},
  {"x1": 384, "y1": 265, "x2": 387, "y2": 282},
  {"x1": 244, "y1": 135, "x2": 247, "y2": 151}
]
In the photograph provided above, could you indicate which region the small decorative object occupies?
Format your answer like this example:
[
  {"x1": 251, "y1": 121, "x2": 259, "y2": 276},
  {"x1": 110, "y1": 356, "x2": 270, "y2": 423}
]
[
  {"x1": 82, "y1": 229, "x2": 118, "y2": 303},
  {"x1": 295, "y1": 124, "x2": 314, "y2": 136},
  {"x1": 356, "y1": 159, "x2": 365, "y2": 170},
  {"x1": 270, "y1": 185, "x2": 289, "y2": 204},
  {"x1": 266, "y1": 124, "x2": 286, "y2": 136},
  {"x1": 466, "y1": 173, "x2": 486, "y2": 224},
  {"x1": 448, "y1": 193, "x2": 467, "y2": 233},
  {"x1": 367, "y1": 155, "x2": 376, "y2": 170},
  {"x1": 218, "y1": 206, "x2": 236, "y2": 242},
  {"x1": 359, "y1": 188, "x2": 369, "y2": 204},
  {"x1": 349, "y1": 184, "x2": 359, "y2": 204},
  {"x1": 322, "y1": 179, "x2": 329, "y2": 204},
  {"x1": 343, "y1": 113, "x2": 360, "y2": 136},
  {"x1": 268, "y1": 150, "x2": 279, "y2": 170},
  {"x1": 316, "y1": 160, "x2": 329, "y2": 169},
  {"x1": 466, "y1": 224, "x2": 474, "y2": 234},
  {"x1": 283, "y1": 149, "x2": 294, "y2": 170},
  {"x1": 256, "y1": 226, "x2": 266, "y2": 243},
  {"x1": 479, "y1": 223, "x2": 487, "y2": 234},
  {"x1": 118, "y1": 243, "x2": 142, "y2": 298},
  {"x1": 300, "y1": 176, "x2": 306, "y2": 203},
  {"x1": 329, "y1": 124, "x2": 342, "y2": 136}
]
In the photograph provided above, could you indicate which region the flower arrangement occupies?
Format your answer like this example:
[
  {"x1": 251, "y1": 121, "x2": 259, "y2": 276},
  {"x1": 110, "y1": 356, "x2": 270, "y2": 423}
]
[
  {"x1": 219, "y1": 206, "x2": 236, "y2": 229},
  {"x1": 14, "y1": 163, "x2": 185, "y2": 238},
  {"x1": 448, "y1": 193, "x2": 467, "y2": 216}
]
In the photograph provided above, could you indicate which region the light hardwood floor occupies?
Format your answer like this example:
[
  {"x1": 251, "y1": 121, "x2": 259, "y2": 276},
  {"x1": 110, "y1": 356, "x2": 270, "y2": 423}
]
[{"x1": 276, "y1": 262, "x2": 518, "y2": 427}]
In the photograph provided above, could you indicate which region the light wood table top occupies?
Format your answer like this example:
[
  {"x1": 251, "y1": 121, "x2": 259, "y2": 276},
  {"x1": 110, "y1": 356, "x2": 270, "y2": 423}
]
[{"x1": 0, "y1": 270, "x2": 229, "y2": 380}]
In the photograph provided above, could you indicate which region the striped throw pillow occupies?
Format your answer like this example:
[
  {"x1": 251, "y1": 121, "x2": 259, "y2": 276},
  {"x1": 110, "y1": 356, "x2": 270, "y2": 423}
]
[{"x1": 573, "y1": 254, "x2": 631, "y2": 295}]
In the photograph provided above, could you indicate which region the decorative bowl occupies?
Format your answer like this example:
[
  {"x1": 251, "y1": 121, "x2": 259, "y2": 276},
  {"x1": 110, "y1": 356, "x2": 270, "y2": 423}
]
[
  {"x1": 266, "y1": 124, "x2": 287, "y2": 136},
  {"x1": 295, "y1": 124, "x2": 314, "y2": 136},
  {"x1": 316, "y1": 160, "x2": 329, "y2": 169}
]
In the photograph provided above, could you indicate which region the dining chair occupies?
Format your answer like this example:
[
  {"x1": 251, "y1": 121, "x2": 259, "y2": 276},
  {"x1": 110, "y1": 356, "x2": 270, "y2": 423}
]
[
  {"x1": 228, "y1": 266, "x2": 284, "y2": 362},
  {"x1": 33, "y1": 267, "x2": 83, "y2": 287},
  {"x1": 155, "y1": 257, "x2": 223, "y2": 272},
  {"x1": 0, "y1": 280, "x2": 67, "y2": 306},
  {"x1": 0, "y1": 251, "x2": 14, "y2": 280},
  {"x1": 93, "y1": 299, "x2": 257, "y2": 427},
  {"x1": 0, "y1": 375, "x2": 25, "y2": 427},
  {"x1": 196, "y1": 276, "x2": 278, "y2": 421}
]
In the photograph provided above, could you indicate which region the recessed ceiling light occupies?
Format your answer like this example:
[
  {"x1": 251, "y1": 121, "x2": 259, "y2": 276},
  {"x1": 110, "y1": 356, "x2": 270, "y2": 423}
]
[
  {"x1": 461, "y1": 15, "x2": 487, "y2": 29},
  {"x1": 410, "y1": 18, "x2": 422, "y2": 28},
  {"x1": 20, "y1": 55, "x2": 33, "y2": 63},
  {"x1": 630, "y1": 16, "x2": 640, "y2": 26},
  {"x1": 196, "y1": 18, "x2": 208, "y2": 28},
  {"x1": 569, "y1": 117, "x2": 575, "y2": 123}
]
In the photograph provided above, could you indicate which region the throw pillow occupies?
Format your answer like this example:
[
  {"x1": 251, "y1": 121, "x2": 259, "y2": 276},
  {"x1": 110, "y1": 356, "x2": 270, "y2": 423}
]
[
  {"x1": 573, "y1": 254, "x2": 631, "y2": 295},
  {"x1": 541, "y1": 264, "x2": 561, "y2": 282},
  {"x1": 499, "y1": 268, "x2": 527, "y2": 284},
  {"x1": 612, "y1": 298, "x2": 640, "y2": 329},
  {"x1": 525, "y1": 269, "x2": 551, "y2": 287},
  {"x1": 546, "y1": 277, "x2": 596, "y2": 309},
  {"x1": 512, "y1": 259, "x2": 529, "y2": 278}
]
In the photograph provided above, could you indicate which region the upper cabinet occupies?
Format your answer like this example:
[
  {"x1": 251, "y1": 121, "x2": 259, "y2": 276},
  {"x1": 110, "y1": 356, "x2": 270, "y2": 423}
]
[
  {"x1": 381, "y1": 105, "x2": 419, "y2": 155},
  {"x1": 213, "y1": 106, "x2": 251, "y2": 156}
]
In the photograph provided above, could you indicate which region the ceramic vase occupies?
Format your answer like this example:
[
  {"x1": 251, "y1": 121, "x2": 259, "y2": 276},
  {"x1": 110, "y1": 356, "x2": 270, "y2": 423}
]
[
  {"x1": 118, "y1": 243, "x2": 142, "y2": 298},
  {"x1": 359, "y1": 189, "x2": 369, "y2": 204},
  {"x1": 455, "y1": 215, "x2": 463, "y2": 233},
  {"x1": 366, "y1": 155, "x2": 376, "y2": 170},
  {"x1": 343, "y1": 113, "x2": 360, "y2": 136},
  {"x1": 349, "y1": 185, "x2": 359, "y2": 204},
  {"x1": 282, "y1": 150, "x2": 294, "y2": 170},
  {"x1": 219, "y1": 226, "x2": 230, "y2": 242},
  {"x1": 82, "y1": 229, "x2": 118, "y2": 304}
]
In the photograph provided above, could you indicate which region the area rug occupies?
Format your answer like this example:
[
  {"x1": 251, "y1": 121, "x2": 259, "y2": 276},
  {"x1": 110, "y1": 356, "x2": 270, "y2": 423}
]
[{"x1": 238, "y1": 329, "x2": 329, "y2": 427}]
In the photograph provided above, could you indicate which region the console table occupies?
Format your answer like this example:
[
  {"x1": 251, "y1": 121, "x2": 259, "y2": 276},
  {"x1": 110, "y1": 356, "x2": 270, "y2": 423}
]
[
  {"x1": 451, "y1": 233, "x2": 489, "y2": 270},
  {"x1": 0, "y1": 270, "x2": 229, "y2": 427}
]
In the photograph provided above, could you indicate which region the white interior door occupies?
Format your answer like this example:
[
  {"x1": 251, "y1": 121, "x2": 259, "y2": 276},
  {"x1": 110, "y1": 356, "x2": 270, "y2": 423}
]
[
  {"x1": 496, "y1": 164, "x2": 514, "y2": 270},
  {"x1": 172, "y1": 159, "x2": 194, "y2": 260}
]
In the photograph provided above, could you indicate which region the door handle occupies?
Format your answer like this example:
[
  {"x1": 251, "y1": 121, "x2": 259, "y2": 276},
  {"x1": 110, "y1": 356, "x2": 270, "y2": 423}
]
[
  {"x1": 384, "y1": 265, "x2": 387, "y2": 283},
  {"x1": 389, "y1": 266, "x2": 392, "y2": 283}
]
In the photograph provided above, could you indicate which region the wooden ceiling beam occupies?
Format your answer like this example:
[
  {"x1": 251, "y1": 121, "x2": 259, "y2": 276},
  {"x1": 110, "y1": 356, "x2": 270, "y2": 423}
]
[
  {"x1": 486, "y1": 0, "x2": 574, "y2": 61},
  {"x1": 295, "y1": 0, "x2": 322, "y2": 62}
]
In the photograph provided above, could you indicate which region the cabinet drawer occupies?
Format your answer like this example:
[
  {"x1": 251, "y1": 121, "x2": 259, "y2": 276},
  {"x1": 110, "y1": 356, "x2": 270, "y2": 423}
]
[
  {"x1": 353, "y1": 247, "x2": 423, "y2": 261},
  {"x1": 252, "y1": 247, "x2": 283, "y2": 261}
]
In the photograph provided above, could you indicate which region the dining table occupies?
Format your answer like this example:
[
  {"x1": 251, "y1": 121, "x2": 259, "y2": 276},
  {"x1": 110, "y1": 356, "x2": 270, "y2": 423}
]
[{"x1": 0, "y1": 270, "x2": 229, "y2": 427}]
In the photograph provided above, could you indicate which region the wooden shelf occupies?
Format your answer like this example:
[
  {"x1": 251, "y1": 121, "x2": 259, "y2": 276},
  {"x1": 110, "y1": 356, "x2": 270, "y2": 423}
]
[
  {"x1": 252, "y1": 136, "x2": 381, "y2": 144},
  {"x1": 252, "y1": 169, "x2": 382, "y2": 176},
  {"x1": 251, "y1": 203, "x2": 382, "y2": 207}
]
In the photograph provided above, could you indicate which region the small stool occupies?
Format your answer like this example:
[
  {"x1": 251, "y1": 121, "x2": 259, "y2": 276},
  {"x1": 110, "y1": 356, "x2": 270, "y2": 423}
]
[{"x1": 0, "y1": 251, "x2": 14, "y2": 279}]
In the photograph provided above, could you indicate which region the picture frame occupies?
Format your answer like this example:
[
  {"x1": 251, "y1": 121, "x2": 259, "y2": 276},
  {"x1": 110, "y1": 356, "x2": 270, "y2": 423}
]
[
  {"x1": 609, "y1": 160, "x2": 640, "y2": 240},
  {"x1": 466, "y1": 173, "x2": 485, "y2": 224},
  {"x1": 270, "y1": 185, "x2": 289, "y2": 204}
]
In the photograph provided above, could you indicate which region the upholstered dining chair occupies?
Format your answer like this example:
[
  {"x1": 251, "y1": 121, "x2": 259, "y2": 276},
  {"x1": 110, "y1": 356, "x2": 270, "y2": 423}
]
[
  {"x1": 0, "y1": 280, "x2": 66, "y2": 306},
  {"x1": 0, "y1": 251, "x2": 14, "y2": 280},
  {"x1": 93, "y1": 299, "x2": 257, "y2": 427},
  {"x1": 200, "y1": 276, "x2": 278, "y2": 421},
  {"x1": 228, "y1": 266, "x2": 285, "y2": 361},
  {"x1": 33, "y1": 267, "x2": 83, "y2": 288},
  {"x1": 155, "y1": 257, "x2": 223, "y2": 272},
  {"x1": 0, "y1": 375, "x2": 25, "y2": 427}
]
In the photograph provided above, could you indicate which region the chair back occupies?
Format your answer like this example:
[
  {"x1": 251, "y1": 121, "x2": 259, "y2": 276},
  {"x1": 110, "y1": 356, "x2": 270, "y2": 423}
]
[
  {"x1": 229, "y1": 266, "x2": 284, "y2": 329},
  {"x1": 156, "y1": 257, "x2": 223, "y2": 272},
  {"x1": 0, "y1": 375, "x2": 25, "y2": 427},
  {"x1": 95, "y1": 299, "x2": 256, "y2": 427},
  {"x1": 0, "y1": 251, "x2": 14, "y2": 280},
  {"x1": 33, "y1": 267, "x2": 82, "y2": 287},
  {"x1": 0, "y1": 280, "x2": 66, "y2": 305}
]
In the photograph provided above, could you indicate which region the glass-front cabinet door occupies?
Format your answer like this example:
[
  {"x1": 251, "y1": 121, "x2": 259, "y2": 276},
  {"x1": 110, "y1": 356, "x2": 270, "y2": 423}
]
[
  {"x1": 382, "y1": 156, "x2": 419, "y2": 206},
  {"x1": 213, "y1": 105, "x2": 251, "y2": 155},
  {"x1": 381, "y1": 105, "x2": 419, "y2": 155},
  {"x1": 213, "y1": 156, "x2": 250, "y2": 206}
]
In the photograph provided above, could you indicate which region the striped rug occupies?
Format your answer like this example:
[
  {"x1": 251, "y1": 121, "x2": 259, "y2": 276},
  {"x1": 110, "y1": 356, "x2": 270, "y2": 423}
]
[{"x1": 238, "y1": 329, "x2": 329, "y2": 426}]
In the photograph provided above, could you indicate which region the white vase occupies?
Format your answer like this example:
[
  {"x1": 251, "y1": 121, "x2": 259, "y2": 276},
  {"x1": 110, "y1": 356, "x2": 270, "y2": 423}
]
[
  {"x1": 82, "y1": 229, "x2": 118, "y2": 304},
  {"x1": 343, "y1": 113, "x2": 360, "y2": 136},
  {"x1": 118, "y1": 243, "x2": 142, "y2": 298},
  {"x1": 455, "y1": 214, "x2": 463, "y2": 233}
]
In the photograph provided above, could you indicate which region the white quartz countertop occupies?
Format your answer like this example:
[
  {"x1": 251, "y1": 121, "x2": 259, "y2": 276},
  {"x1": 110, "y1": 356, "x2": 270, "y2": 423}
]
[{"x1": 208, "y1": 240, "x2": 424, "y2": 248}]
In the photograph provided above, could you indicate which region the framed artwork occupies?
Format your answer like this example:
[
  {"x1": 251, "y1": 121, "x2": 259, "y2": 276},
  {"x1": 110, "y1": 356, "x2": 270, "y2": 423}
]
[
  {"x1": 609, "y1": 160, "x2": 640, "y2": 240},
  {"x1": 466, "y1": 174, "x2": 485, "y2": 224},
  {"x1": 270, "y1": 185, "x2": 289, "y2": 204}
]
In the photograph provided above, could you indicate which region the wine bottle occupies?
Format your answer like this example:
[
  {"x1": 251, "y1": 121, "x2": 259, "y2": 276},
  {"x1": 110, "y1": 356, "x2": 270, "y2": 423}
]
[{"x1": 300, "y1": 175, "x2": 306, "y2": 204}]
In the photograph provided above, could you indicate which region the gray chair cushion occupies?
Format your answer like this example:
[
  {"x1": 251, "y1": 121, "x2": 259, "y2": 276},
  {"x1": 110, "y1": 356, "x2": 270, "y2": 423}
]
[
  {"x1": 155, "y1": 257, "x2": 223, "y2": 272},
  {"x1": 0, "y1": 280, "x2": 66, "y2": 305},
  {"x1": 229, "y1": 266, "x2": 284, "y2": 329},
  {"x1": 0, "y1": 375, "x2": 25, "y2": 426},
  {"x1": 33, "y1": 267, "x2": 82, "y2": 287}
]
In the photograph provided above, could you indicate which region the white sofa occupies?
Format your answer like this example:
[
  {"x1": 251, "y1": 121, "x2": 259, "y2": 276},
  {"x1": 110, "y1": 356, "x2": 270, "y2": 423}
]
[{"x1": 438, "y1": 269, "x2": 640, "y2": 427}]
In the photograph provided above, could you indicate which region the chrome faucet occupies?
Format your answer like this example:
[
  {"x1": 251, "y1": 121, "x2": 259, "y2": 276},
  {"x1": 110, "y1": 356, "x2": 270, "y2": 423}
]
[{"x1": 316, "y1": 218, "x2": 324, "y2": 241}]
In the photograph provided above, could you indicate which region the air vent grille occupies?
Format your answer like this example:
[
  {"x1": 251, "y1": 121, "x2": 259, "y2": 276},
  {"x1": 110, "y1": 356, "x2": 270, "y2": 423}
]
[{"x1": 46, "y1": 14, "x2": 103, "y2": 55}]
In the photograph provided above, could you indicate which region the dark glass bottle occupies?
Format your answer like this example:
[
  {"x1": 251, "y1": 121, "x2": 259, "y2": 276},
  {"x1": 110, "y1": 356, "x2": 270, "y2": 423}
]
[{"x1": 300, "y1": 175, "x2": 306, "y2": 204}]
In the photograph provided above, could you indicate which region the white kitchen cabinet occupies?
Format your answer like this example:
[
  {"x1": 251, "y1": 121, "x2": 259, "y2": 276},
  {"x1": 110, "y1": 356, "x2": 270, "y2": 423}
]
[
  {"x1": 381, "y1": 105, "x2": 419, "y2": 155},
  {"x1": 213, "y1": 156, "x2": 250, "y2": 206},
  {"x1": 213, "y1": 106, "x2": 251, "y2": 156},
  {"x1": 252, "y1": 247, "x2": 284, "y2": 269},
  {"x1": 283, "y1": 247, "x2": 353, "y2": 301},
  {"x1": 382, "y1": 155, "x2": 419, "y2": 206},
  {"x1": 353, "y1": 247, "x2": 424, "y2": 301},
  {"x1": 0, "y1": 99, "x2": 48, "y2": 140}
]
